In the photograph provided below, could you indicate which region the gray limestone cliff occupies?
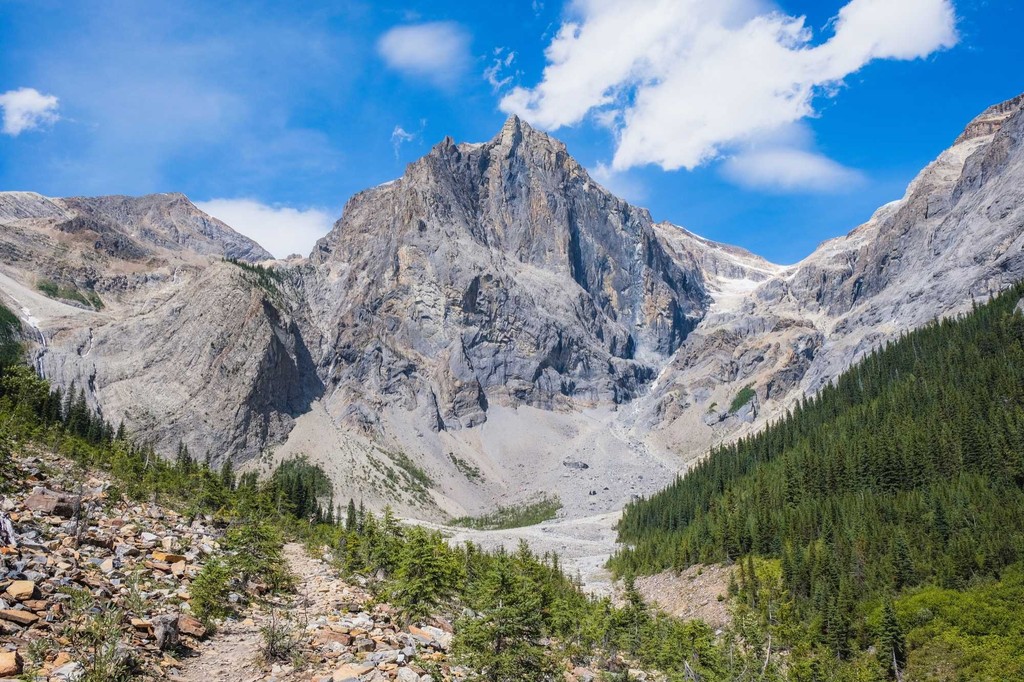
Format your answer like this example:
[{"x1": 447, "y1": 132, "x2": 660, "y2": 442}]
[{"x1": 301, "y1": 116, "x2": 708, "y2": 433}]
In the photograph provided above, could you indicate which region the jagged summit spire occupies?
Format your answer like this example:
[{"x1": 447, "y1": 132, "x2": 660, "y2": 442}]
[
  {"x1": 497, "y1": 112, "x2": 546, "y2": 141},
  {"x1": 500, "y1": 112, "x2": 525, "y2": 132},
  {"x1": 423, "y1": 112, "x2": 568, "y2": 165}
]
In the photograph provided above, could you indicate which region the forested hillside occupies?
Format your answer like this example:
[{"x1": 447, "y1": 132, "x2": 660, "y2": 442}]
[{"x1": 613, "y1": 283, "x2": 1024, "y2": 679}]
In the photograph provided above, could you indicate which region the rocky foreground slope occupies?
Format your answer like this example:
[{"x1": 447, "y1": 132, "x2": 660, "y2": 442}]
[
  {"x1": 2, "y1": 94, "x2": 1023, "y2": 520},
  {"x1": 1, "y1": 449, "x2": 219, "y2": 679}
]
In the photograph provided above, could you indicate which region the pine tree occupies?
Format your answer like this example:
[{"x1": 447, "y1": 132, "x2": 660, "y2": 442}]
[
  {"x1": 891, "y1": 532, "x2": 913, "y2": 591},
  {"x1": 745, "y1": 554, "x2": 760, "y2": 608},
  {"x1": 346, "y1": 498, "x2": 357, "y2": 532},
  {"x1": 615, "y1": 576, "x2": 649, "y2": 655},
  {"x1": 387, "y1": 526, "x2": 463, "y2": 623},
  {"x1": 879, "y1": 599, "x2": 906, "y2": 680},
  {"x1": 220, "y1": 458, "x2": 235, "y2": 491},
  {"x1": 453, "y1": 558, "x2": 557, "y2": 681}
]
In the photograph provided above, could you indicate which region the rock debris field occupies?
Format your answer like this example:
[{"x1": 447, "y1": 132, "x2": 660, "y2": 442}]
[{"x1": 0, "y1": 449, "x2": 459, "y2": 682}]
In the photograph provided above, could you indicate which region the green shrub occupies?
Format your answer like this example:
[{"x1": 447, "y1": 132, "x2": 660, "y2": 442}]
[
  {"x1": 728, "y1": 384, "x2": 755, "y2": 413},
  {"x1": 58, "y1": 588, "x2": 134, "y2": 681},
  {"x1": 190, "y1": 557, "x2": 234, "y2": 625},
  {"x1": 223, "y1": 520, "x2": 294, "y2": 592},
  {"x1": 449, "y1": 453, "x2": 483, "y2": 482},
  {"x1": 36, "y1": 280, "x2": 103, "y2": 309},
  {"x1": 260, "y1": 609, "x2": 303, "y2": 665}
]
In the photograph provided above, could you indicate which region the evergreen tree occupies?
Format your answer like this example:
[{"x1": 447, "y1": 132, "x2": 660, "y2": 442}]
[
  {"x1": 879, "y1": 599, "x2": 906, "y2": 679},
  {"x1": 454, "y1": 557, "x2": 557, "y2": 681},
  {"x1": 891, "y1": 532, "x2": 913, "y2": 591},
  {"x1": 387, "y1": 526, "x2": 464, "y2": 623},
  {"x1": 220, "y1": 457, "x2": 235, "y2": 491},
  {"x1": 346, "y1": 498, "x2": 357, "y2": 532}
]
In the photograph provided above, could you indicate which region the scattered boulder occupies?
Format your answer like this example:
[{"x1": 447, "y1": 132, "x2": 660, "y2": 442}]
[
  {"x1": 396, "y1": 667, "x2": 420, "y2": 682},
  {"x1": 49, "y1": 661, "x2": 86, "y2": 681},
  {"x1": 0, "y1": 512, "x2": 16, "y2": 547},
  {"x1": 0, "y1": 650, "x2": 22, "y2": 677},
  {"x1": 572, "y1": 667, "x2": 596, "y2": 682},
  {"x1": 4, "y1": 580, "x2": 37, "y2": 601},
  {"x1": 152, "y1": 613, "x2": 179, "y2": 650},
  {"x1": 177, "y1": 614, "x2": 207, "y2": 639},
  {"x1": 0, "y1": 609, "x2": 39, "y2": 626},
  {"x1": 333, "y1": 662, "x2": 374, "y2": 681},
  {"x1": 22, "y1": 489, "x2": 75, "y2": 518},
  {"x1": 152, "y1": 550, "x2": 186, "y2": 564}
]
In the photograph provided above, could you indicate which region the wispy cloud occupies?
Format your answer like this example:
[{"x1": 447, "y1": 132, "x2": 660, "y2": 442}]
[
  {"x1": 484, "y1": 48, "x2": 516, "y2": 91},
  {"x1": 721, "y1": 121, "x2": 866, "y2": 193},
  {"x1": 723, "y1": 148, "x2": 865, "y2": 193},
  {"x1": 0, "y1": 87, "x2": 60, "y2": 135},
  {"x1": 196, "y1": 198, "x2": 335, "y2": 259},
  {"x1": 391, "y1": 126, "x2": 415, "y2": 158},
  {"x1": 590, "y1": 162, "x2": 648, "y2": 203},
  {"x1": 377, "y1": 22, "x2": 472, "y2": 89},
  {"x1": 503, "y1": 0, "x2": 958, "y2": 191},
  {"x1": 390, "y1": 119, "x2": 427, "y2": 159}
]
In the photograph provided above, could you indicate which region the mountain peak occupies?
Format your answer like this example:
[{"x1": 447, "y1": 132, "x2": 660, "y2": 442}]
[
  {"x1": 495, "y1": 112, "x2": 561, "y2": 150},
  {"x1": 500, "y1": 112, "x2": 524, "y2": 133}
]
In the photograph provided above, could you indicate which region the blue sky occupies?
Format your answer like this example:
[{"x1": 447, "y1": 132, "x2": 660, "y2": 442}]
[{"x1": 0, "y1": 0, "x2": 1021, "y2": 263}]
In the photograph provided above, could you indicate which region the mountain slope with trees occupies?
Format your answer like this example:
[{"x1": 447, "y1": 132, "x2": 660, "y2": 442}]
[{"x1": 613, "y1": 283, "x2": 1024, "y2": 679}]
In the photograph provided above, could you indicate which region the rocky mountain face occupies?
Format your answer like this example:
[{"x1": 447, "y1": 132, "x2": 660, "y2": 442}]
[
  {"x1": 0, "y1": 192, "x2": 272, "y2": 273},
  {"x1": 639, "y1": 92, "x2": 1024, "y2": 457},
  {"x1": 0, "y1": 194, "x2": 311, "y2": 463},
  {"x1": 302, "y1": 116, "x2": 707, "y2": 433},
  {"x1": 2, "y1": 94, "x2": 1024, "y2": 519}
]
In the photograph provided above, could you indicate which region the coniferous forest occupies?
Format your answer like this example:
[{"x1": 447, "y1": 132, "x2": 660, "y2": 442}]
[{"x1": 613, "y1": 282, "x2": 1024, "y2": 679}]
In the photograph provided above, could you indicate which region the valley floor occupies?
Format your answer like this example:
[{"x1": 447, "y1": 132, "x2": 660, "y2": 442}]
[{"x1": 421, "y1": 510, "x2": 623, "y2": 597}]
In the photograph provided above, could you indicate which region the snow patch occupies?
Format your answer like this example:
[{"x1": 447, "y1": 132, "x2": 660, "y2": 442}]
[{"x1": 709, "y1": 276, "x2": 762, "y2": 313}]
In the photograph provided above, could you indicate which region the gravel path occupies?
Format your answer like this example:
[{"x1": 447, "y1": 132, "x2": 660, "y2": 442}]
[{"x1": 174, "y1": 543, "x2": 347, "y2": 682}]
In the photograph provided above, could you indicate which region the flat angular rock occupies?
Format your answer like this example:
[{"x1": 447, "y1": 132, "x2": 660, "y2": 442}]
[
  {"x1": 333, "y1": 662, "x2": 374, "y2": 681},
  {"x1": 313, "y1": 629, "x2": 351, "y2": 648},
  {"x1": 177, "y1": 614, "x2": 207, "y2": 639},
  {"x1": 396, "y1": 667, "x2": 420, "y2": 682},
  {"x1": 0, "y1": 609, "x2": 38, "y2": 626},
  {"x1": 152, "y1": 551, "x2": 186, "y2": 564},
  {"x1": 49, "y1": 661, "x2": 86, "y2": 681},
  {"x1": 0, "y1": 650, "x2": 22, "y2": 676},
  {"x1": 4, "y1": 580, "x2": 37, "y2": 601},
  {"x1": 23, "y1": 490, "x2": 74, "y2": 518}
]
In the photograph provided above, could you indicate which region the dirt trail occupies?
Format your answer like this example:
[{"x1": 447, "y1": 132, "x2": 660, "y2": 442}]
[{"x1": 173, "y1": 542, "x2": 347, "y2": 682}]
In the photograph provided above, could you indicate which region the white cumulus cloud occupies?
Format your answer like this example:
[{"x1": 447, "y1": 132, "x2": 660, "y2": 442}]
[
  {"x1": 0, "y1": 87, "x2": 60, "y2": 135},
  {"x1": 377, "y1": 22, "x2": 472, "y2": 89},
  {"x1": 196, "y1": 198, "x2": 335, "y2": 259},
  {"x1": 502, "y1": 0, "x2": 958, "y2": 187}
]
